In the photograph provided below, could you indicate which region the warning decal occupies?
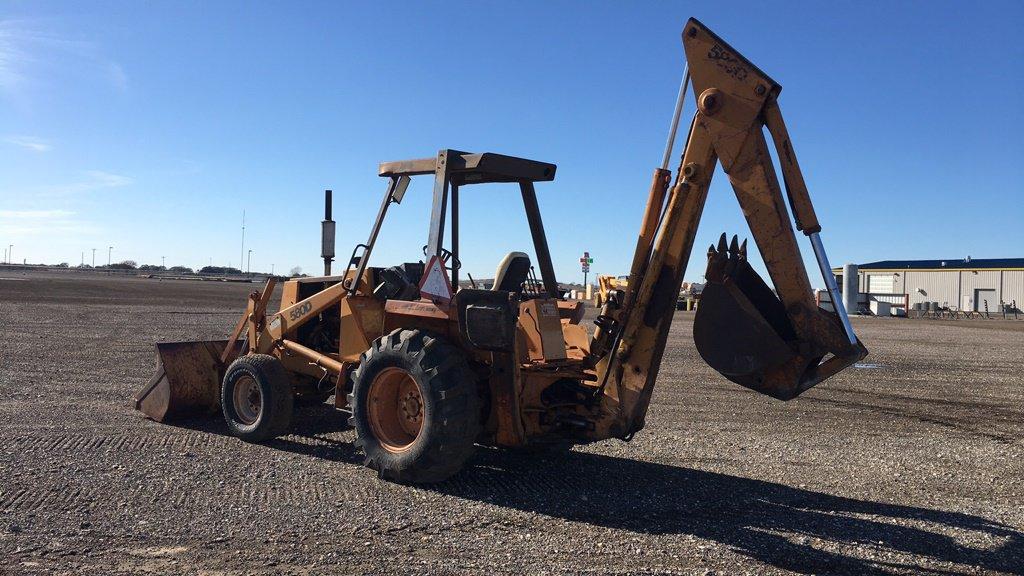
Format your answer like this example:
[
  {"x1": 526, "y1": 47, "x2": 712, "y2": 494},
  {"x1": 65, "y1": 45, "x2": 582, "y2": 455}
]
[{"x1": 418, "y1": 255, "x2": 453, "y2": 304}]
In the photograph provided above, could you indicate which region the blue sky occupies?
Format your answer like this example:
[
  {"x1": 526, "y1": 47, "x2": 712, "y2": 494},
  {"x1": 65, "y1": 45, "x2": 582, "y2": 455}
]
[{"x1": 1, "y1": 1, "x2": 1021, "y2": 285}]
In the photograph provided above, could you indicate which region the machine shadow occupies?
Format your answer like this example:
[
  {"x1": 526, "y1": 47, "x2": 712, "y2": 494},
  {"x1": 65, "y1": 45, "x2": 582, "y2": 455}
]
[
  {"x1": 439, "y1": 448, "x2": 1023, "y2": 575},
  {"x1": 169, "y1": 401, "x2": 362, "y2": 464},
  {"x1": 171, "y1": 407, "x2": 1023, "y2": 575}
]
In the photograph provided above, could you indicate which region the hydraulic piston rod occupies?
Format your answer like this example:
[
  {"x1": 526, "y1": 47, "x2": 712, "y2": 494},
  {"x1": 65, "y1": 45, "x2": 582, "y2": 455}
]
[{"x1": 809, "y1": 232, "x2": 858, "y2": 345}]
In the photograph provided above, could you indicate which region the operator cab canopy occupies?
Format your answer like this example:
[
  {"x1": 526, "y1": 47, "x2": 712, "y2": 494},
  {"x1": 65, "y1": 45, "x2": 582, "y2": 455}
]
[
  {"x1": 354, "y1": 149, "x2": 560, "y2": 299},
  {"x1": 379, "y1": 150, "x2": 556, "y2": 185}
]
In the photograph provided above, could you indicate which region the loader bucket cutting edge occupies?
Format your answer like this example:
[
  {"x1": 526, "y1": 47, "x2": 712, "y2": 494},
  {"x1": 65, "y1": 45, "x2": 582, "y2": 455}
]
[{"x1": 134, "y1": 340, "x2": 240, "y2": 422}]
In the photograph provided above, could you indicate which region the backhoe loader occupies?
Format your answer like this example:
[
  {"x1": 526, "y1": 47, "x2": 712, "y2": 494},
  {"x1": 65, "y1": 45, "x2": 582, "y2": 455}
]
[
  {"x1": 135, "y1": 18, "x2": 867, "y2": 483},
  {"x1": 592, "y1": 275, "x2": 628, "y2": 308}
]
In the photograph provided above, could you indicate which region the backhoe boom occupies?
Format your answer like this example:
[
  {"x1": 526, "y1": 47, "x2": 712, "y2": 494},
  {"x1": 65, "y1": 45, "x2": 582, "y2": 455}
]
[{"x1": 591, "y1": 18, "x2": 867, "y2": 438}]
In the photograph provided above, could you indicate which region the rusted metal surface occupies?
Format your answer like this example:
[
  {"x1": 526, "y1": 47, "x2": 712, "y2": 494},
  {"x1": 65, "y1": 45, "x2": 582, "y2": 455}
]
[
  {"x1": 367, "y1": 367, "x2": 423, "y2": 452},
  {"x1": 519, "y1": 299, "x2": 566, "y2": 362},
  {"x1": 600, "y1": 117, "x2": 718, "y2": 437},
  {"x1": 694, "y1": 236, "x2": 807, "y2": 399},
  {"x1": 380, "y1": 151, "x2": 556, "y2": 183},
  {"x1": 134, "y1": 340, "x2": 237, "y2": 422}
]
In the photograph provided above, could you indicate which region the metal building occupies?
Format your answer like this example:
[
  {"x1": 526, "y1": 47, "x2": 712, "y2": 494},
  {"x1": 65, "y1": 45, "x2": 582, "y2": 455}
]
[{"x1": 835, "y1": 258, "x2": 1024, "y2": 314}]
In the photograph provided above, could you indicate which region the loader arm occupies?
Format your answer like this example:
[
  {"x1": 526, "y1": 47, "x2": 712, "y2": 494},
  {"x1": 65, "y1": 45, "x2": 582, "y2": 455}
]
[{"x1": 591, "y1": 18, "x2": 867, "y2": 439}]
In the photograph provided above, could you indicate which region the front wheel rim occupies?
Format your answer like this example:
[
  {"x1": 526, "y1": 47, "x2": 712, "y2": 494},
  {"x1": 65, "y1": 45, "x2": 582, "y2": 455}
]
[
  {"x1": 233, "y1": 375, "x2": 262, "y2": 425},
  {"x1": 367, "y1": 367, "x2": 423, "y2": 452}
]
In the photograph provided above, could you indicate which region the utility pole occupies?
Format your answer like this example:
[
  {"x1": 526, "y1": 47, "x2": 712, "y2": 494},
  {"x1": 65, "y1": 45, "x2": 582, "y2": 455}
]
[
  {"x1": 240, "y1": 210, "x2": 245, "y2": 276},
  {"x1": 271, "y1": 263, "x2": 275, "y2": 275},
  {"x1": 7, "y1": 244, "x2": 12, "y2": 265},
  {"x1": 91, "y1": 248, "x2": 96, "y2": 267},
  {"x1": 161, "y1": 255, "x2": 165, "y2": 269},
  {"x1": 81, "y1": 252, "x2": 84, "y2": 266},
  {"x1": 107, "y1": 246, "x2": 112, "y2": 266},
  {"x1": 247, "y1": 249, "x2": 252, "y2": 275}
]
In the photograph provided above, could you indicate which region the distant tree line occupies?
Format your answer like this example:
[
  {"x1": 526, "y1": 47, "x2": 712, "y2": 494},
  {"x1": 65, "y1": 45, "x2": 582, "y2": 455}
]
[
  {"x1": 37, "y1": 260, "x2": 298, "y2": 277},
  {"x1": 198, "y1": 265, "x2": 242, "y2": 275}
]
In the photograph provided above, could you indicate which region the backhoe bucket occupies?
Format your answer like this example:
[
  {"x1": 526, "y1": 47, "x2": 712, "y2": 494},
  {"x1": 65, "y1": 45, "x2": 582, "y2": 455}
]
[
  {"x1": 693, "y1": 235, "x2": 853, "y2": 400},
  {"x1": 134, "y1": 340, "x2": 239, "y2": 422}
]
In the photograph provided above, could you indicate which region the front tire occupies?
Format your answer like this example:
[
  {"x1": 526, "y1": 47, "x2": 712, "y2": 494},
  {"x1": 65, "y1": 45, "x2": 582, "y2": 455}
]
[
  {"x1": 349, "y1": 329, "x2": 481, "y2": 483},
  {"x1": 221, "y1": 354, "x2": 293, "y2": 442}
]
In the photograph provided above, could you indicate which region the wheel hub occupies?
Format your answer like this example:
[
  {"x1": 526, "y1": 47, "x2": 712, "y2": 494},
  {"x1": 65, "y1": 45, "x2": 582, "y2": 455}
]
[
  {"x1": 400, "y1": 391, "x2": 422, "y2": 422},
  {"x1": 232, "y1": 375, "x2": 262, "y2": 425},
  {"x1": 367, "y1": 367, "x2": 424, "y2": 452}
]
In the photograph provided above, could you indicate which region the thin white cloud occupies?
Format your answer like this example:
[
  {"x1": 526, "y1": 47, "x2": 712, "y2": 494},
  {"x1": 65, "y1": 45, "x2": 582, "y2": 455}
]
[
  {"x1": 0, "y1": 209, "x2": 74, "y2": 219},
  {"x1": 38, "y1": 170, "x2": 134, "y2": 197},
  {"x1": 0, "y1": 19, "x2": 128, "y2": 99},
  {"x1": 0, "y1": 209, "x2": 98, "y2": 236},
  {"x1": 4, "y1": 135, "x2": 51, "y2": 152}
]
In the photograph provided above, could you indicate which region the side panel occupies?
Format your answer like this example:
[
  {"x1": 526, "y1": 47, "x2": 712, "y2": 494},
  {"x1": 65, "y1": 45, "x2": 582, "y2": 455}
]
[
  {"x1": 381, "y1": 300, "x2": 452, "y2": 340},
  {"x1": 341, "y1": 296, "x2": 385, "y2": 361},
  {"x1": 518, "y1": 299, "x2": 566, "y2": 361}
]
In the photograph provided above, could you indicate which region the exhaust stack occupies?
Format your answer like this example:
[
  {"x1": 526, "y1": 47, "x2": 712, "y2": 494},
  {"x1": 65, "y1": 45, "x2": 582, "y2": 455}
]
[{"x1": 322, "y1": 189, "x2": 336, "y2": 276}]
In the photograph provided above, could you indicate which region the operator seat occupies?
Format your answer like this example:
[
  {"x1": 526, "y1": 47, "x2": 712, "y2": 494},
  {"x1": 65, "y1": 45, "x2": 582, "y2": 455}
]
[{"x1": 493, "y1": 252, "x2": 531, "y2": 292}]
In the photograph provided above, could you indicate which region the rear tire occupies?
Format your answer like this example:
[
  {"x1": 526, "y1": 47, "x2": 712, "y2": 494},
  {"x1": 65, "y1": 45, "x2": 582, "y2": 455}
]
[
  {"x1": 222, "y1": 354, "x2": 293, "y2": 442},
  {"x1": 349, "y1": 329, "x2": 481, "y2": 483}
]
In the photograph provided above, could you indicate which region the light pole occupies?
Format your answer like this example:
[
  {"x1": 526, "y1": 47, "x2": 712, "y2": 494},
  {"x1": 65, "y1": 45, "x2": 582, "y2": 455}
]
[
  {"x1": 240, "y1": 210, "x2": 245, "y2": 277},
  {"x1": 107, "y1": 246, "x2": 112, "y2": 266},
  {"x1": 247, "y1": 249, "x2": 252, "y2": 275}
]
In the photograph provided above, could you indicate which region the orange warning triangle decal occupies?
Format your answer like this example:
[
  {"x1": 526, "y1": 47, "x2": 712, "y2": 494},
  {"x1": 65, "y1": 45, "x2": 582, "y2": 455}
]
[{"x1": 419, "y1": 255, "x2": 453, "y2": 304}]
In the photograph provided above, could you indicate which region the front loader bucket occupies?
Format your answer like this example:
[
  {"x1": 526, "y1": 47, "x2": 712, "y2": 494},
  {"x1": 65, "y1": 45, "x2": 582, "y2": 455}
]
[
  {"x1": 693, "y1": 235, "x2": 862, "y2": 400},
  {"x1": 134, "y1": 340, "x2": 239, "y2": 422}
]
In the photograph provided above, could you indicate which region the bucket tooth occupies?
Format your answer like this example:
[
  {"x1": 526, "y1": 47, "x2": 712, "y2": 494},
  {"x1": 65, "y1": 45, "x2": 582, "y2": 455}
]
[
  {"x1": 705, "y1": 237, "x2": 730, "y2": 282},
  {"x1": 694, "y1": 239, "x2": 818, "y2": 400}
]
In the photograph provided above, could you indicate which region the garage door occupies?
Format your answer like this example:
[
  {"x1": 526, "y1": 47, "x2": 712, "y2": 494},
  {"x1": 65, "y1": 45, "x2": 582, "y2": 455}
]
[
  {"x1": 867, "y1": 274, "x2": 894, "y2": 294},
  {"x1": 974, "y1": 289, "x2": 997, "y2": 312}
]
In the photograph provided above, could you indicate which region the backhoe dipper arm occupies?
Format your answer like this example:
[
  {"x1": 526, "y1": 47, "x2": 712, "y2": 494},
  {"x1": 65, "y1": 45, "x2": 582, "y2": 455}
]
[{"x1": 593, "y1": 18, "x2": 867, "y2": 439}]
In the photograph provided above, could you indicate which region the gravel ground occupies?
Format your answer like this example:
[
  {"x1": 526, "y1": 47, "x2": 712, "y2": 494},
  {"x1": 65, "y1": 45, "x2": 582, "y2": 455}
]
[{"x1": 1, "y1": 270, "x2": 1022, "y2": 575}]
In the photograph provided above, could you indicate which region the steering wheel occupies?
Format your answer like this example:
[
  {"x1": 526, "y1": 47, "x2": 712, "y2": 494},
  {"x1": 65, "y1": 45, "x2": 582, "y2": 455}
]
[{"x1": 422, "y1": 245, "x2": 462, "y2": 270}]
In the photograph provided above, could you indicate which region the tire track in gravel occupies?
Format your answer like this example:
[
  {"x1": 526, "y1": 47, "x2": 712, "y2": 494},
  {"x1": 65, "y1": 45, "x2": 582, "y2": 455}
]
[{"x1": 0, "y1": 430, "x2": 367, "y2": 513}]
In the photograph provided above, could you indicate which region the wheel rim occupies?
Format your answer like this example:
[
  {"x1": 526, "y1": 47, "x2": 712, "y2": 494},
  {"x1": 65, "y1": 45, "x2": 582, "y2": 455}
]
[
  {"x1": 367, "y1": 367, "x2": 423, "y2": 452},
  {"x1": 233, "y1": 374, "x2": 262, "y2": 425}
]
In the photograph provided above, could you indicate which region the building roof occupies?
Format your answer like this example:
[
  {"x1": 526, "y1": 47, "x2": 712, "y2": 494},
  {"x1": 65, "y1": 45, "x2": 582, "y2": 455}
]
[{"x1": 838, "y1": 258, "x2": 1024, "y2": 271}]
